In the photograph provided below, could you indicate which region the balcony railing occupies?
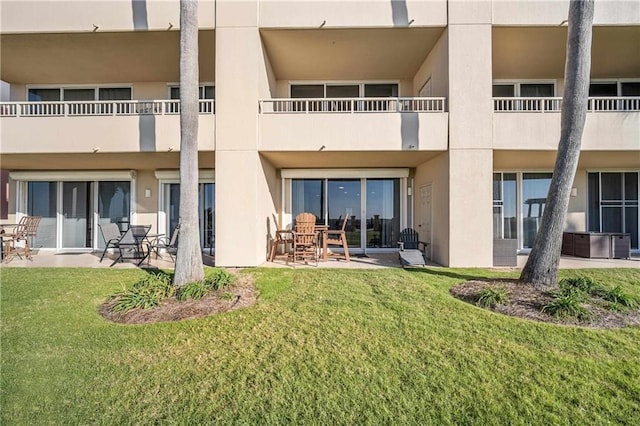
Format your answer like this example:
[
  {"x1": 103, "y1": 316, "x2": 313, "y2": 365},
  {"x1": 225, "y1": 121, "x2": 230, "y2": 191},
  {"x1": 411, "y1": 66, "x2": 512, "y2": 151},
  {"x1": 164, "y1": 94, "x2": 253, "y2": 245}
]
[
  {"x1": 493, "y1": 97, "x2": 640, "y2": 112},
  {"x1": 259, "y1": 97, "x2": 446, "y2": 114},
  {"x1": 0, "y1": 100, "x2": 215, "y2": 117}
]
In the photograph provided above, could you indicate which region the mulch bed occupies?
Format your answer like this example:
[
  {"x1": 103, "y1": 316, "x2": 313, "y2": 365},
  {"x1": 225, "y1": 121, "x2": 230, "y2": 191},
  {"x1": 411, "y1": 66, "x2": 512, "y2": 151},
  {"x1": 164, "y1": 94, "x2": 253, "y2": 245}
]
[
  {"x1": 99, "y1": 273, "x2": 257, "y2": 325},
  {"x1": 450, "y1": 279, "x2": 640, "y2": 329}
]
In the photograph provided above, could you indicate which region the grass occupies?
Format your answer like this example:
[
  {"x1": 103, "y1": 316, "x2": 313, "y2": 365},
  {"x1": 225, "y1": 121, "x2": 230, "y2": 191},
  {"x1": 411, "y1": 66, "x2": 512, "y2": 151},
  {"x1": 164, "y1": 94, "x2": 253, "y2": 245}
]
[{"x1": 1, "y1": 267, "x2": 640, "y2": 424}]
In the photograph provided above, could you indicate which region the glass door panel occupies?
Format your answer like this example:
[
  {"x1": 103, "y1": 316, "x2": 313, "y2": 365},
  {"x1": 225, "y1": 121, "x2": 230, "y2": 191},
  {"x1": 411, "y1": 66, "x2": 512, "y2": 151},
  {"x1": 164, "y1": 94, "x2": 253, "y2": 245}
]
[
  {"x1": 201, "y1": 183, "x2": 215, "y2": 250},
  {"x1": 27, "y1": 182, "x2": 57, "y2": 248},
  {"x1": 292, "y1": 179, "x2": 324, "y2": 224},
  {"x1": 522, "y1": 173, "x2": 552, "y2": 248},
  {"x1": 167, "y1": 184, "x2": 181, "y2": 242},
  {"x1": 97, "y1": 181, "x2": 131, "y2": 248},
  {"x1": 62, "y1": 181, "x2": 91, "y2": 248},
  {"x1": 328, "y1": 179, "x2": 361, "y2": 249},
  {"x1": 365, "y1": 179, "x2": 400, "y2": 248}
]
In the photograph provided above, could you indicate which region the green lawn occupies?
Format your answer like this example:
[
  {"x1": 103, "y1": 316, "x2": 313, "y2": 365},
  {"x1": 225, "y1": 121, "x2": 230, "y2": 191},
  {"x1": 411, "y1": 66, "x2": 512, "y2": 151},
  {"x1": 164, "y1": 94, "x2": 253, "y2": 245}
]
[{"x1": 1, "y1": 267, "x2": 639, "y2": 424}]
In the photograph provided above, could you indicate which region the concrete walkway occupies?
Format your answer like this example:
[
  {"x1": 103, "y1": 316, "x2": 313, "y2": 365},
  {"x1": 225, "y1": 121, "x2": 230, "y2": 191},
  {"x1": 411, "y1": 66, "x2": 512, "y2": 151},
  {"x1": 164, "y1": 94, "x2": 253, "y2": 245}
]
[{"x1": 1, "y1": 250, "x2": 637, "y2": 270}]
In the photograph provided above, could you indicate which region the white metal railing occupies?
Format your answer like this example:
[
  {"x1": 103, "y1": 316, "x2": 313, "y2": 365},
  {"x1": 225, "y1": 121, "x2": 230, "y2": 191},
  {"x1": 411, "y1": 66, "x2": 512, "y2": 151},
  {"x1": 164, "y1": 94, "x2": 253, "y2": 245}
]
[
  {"x1": 493, "y1": 97, "x2": 640, "y2": 112},
  {"x1": 259, "y1": 97, "x2": 446, "y2": 114},
  {"x1": 0, "y1": 100, "x2": 215, "y2": 117}
]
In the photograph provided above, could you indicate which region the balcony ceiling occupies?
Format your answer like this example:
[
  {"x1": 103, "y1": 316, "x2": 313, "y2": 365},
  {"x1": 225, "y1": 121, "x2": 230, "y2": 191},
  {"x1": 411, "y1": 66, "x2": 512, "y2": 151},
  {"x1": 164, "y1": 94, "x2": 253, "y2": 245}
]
[
  {"x1": 493, "y1": 26, "x2": 640, "y2": 79},
  {"x1": 0, "y1": 30, "x2": 215, "y2": 84},
  {"x1": 261, "y1": 27, "x2": 445, "y2": 80}
]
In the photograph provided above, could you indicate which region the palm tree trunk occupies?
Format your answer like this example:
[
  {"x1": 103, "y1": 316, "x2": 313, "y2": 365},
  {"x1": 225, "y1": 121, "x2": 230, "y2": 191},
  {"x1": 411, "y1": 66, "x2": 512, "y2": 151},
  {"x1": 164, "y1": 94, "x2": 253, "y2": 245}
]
[
  {"x1": 520, "y1": 0, "x2": 594, "y2": 287},
  {"x1": 174, "y1": 0, "x2": 204, "y2": 286}
]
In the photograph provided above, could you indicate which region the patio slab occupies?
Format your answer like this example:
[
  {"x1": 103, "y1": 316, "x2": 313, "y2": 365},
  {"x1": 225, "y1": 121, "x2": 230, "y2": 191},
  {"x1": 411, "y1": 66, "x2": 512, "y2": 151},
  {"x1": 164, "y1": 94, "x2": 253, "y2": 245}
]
[{"x1": 0, "y1": 251, "x2": 637, "y2": 270}]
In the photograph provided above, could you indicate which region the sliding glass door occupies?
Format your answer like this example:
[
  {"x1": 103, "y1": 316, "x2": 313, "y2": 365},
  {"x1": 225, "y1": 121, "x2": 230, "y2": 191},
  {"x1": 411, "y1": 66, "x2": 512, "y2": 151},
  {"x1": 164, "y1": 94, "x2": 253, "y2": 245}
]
[
  {"x1": 164, "y1": 183, "x2": 215, "y2": 250},
  {"x1": 588, "y1": 172, "x2": 639, "y2": 249},
  {"x1": 291, "y1": 177, "x2": 403, "y2": 251},
  {"x1": 27, "y1": 182, "x2": 57, "y2": 248},
  {"x1": 25, "y1": 179, "x2": 131, "y2": 251},
  {"x1": 62, "y1": 181, "x2": 91, "y2": 248},
  {"x1": 328, "y1": 179, "x2": 361, "y2": 248}
]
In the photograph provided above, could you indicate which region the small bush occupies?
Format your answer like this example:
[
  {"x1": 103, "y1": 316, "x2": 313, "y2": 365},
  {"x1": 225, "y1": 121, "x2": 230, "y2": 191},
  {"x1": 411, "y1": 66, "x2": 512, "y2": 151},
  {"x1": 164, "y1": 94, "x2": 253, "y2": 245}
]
[
  {"x1": 175, "y1": 269, "x2": 234, "y2": 301},
  {"x1": 176, "y1": 281, "x2": 210, "y2": 301},
  {"x1": 559, "y1": 277, "x2": 605, "y2": 296},
  {"x1": 477, "y1": 286, "x2": 509, "y2": 308},
  {"x1": 542, "y1": 290, "x2": 592, "y2": 321},
  {"x1": 598, "y1": 286, "x2": 638, "y2": 309},
  {"x1": 204, "y1": 268, "x2": 234, "y2": 291},
  {"x1": 219, "y1": 292, "x2": 236, "y2": 301},
  {"x1": 111, "y1": 272, "x2": 174, "y2": 313}
]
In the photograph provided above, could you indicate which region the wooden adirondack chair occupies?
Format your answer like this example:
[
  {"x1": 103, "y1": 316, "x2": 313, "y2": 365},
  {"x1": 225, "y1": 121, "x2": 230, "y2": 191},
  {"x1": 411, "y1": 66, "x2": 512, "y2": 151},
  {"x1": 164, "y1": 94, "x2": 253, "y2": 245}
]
[
  {"x1": 324, "y1": 213, "x2": 350, "y2": 261},
  {"x1": 269, "y1": 214, "x2": 293, "y2": 262},
  {"x1": 2, "y1": 215, "x2": 42, "y2": 263},
  {"x1": 290, "y1": 212, "x2": 319, "y2": 266},
  {"x1": 397, "y1": 228, "x2": 429, "y2": 267}
]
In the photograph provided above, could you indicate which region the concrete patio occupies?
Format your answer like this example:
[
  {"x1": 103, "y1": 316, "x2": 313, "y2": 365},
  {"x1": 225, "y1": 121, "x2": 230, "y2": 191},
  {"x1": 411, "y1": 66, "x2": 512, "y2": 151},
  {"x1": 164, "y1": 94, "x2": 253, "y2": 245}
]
[{"x1": 0, "y1": 250, "x2": 638, "y2": 270}]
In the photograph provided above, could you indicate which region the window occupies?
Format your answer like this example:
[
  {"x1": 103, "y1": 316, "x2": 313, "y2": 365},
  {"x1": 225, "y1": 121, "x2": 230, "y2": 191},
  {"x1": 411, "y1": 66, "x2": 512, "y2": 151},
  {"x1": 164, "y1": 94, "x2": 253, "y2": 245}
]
[
  {"x1": 492, "y1": 82, "x2": 556, "y2": 110},
  {"x1": 588, "y1": 172, "x2": 639, "y2": 249},
  {"x1": 168, "y1": 85, "x2": 215, "y2": 100},
  {"x1": 621, "y1": 82, "x2": 640, "y2": 97},
  {"x1": 28, "y1": 87, "x2": 131, "y2": 102},
  {"x1": 289, "y1": 82, "x2": 399, "y2": 112},
  {"x1": 589, "y1": 83, "x2": 617, "y2": 97}
]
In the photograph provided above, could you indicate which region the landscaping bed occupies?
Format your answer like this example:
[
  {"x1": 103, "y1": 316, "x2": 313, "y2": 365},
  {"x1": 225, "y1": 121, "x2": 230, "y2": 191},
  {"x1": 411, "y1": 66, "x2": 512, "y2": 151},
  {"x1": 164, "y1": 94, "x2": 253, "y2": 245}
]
[{"x1": 450, "y1": 278, "x2": 640, "y2": 329}]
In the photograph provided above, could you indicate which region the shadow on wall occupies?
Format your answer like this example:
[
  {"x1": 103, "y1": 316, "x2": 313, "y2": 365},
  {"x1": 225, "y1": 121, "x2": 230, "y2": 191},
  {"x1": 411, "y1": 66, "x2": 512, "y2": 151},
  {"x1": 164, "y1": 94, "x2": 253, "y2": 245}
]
[
  {"x1": 132, "y1": 0, "x2": 148, "y2": 30},
  {"x1": 391, "y1": 0, "x2": 409, "y2": 26},
  {"x1": 139, "y1": 114, "x2": 156, "y2": 151},
  {"x1": 401, "y1": 113, "x2": 419, "y2": 150}
]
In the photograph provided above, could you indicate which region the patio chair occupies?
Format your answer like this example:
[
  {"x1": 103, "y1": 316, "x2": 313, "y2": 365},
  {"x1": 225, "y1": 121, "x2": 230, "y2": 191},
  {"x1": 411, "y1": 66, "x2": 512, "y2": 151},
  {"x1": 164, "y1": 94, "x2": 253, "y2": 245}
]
[
  {"x1": 324, "y1": 213, "x2": 350, "y2": 262},
  {"x1": 2, "y1": 215, "x2": 42, "y2": 263},
  {"x1": 397, "y1": 228, "x2": 429, "y2": 267},
  {"x1": 110, "y1": 225, "x2": 151, "y2": 266},
  {"x1": 148, "y1": 224, "x2": 180, "y2": 262},
  {"x1": 269, "y1": 214, "x2": 293, "y2": 262},
  {"x1": 98, "y1": 223, "x2": 123, "y2": 262},
  {"x1": 290, "y1": 212, "x2": 319, "y2": 266}
]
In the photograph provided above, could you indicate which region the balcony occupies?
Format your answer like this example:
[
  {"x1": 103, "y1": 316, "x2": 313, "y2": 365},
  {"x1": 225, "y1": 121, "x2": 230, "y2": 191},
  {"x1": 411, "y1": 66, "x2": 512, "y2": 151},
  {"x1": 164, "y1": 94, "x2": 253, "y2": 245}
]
[
  {"x1": 258, "y1": 97, "x2": 448, "y2": 152},
  {"x1": 0, "y1": 100, "x2": 215, "y2": 154},
  {"x1": 493, "y1": 97, "x2": 640, "y2": 150}
]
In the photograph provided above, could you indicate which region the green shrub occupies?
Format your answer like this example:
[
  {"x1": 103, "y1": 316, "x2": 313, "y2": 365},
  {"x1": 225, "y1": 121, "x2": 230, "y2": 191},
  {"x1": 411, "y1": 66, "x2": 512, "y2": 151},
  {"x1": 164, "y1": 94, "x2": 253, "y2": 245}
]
[
  {"x1": 558, "y1": 277, "x2": 605, "y2": 296},
  {"x1": 176, "y1": 281, "x2": 210, "y2": 301},
  {"x1": 111, "y1": 272, "x2": 174, "y2": 313},
  {"x1": 542, "y1": 290, "x2": 592, "y2": 321},
  {"x1": 477, "y1": 286, "x2": 510, "y2": 308},
  {"x1": 219, "y1": 291, "x2": 236, "y2": 301},
  {"x1": 598, "y1": 286, "x2": 638, "y2": 309},
  {"x1": 203, "y1": 268, "x2": 234, "y2": 291}
]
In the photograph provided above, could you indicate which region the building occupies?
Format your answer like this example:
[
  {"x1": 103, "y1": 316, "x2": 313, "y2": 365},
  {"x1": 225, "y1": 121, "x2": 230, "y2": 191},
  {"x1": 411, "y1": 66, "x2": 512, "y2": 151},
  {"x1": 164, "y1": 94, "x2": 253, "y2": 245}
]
[{"x1": 1, "y1": 0, "x2": 638, "y2": 267}]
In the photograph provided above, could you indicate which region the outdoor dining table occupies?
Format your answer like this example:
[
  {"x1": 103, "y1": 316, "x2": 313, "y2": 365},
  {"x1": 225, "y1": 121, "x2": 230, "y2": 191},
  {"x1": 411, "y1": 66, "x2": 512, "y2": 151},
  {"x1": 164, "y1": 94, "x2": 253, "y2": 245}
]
[{"x1": 315, "y1": 225, "x2": 329, "y2": 262}]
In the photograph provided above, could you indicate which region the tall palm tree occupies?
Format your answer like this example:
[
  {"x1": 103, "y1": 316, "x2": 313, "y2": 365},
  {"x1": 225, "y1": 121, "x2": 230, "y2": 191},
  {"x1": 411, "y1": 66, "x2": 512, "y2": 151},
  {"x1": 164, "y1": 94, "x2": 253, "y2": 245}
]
[
  {"x1": 174, "y1": 0, "x2": 204, "y2": 286},
  {"x1": 520, "y1": 0, "x2": 594, "y2": 287}
]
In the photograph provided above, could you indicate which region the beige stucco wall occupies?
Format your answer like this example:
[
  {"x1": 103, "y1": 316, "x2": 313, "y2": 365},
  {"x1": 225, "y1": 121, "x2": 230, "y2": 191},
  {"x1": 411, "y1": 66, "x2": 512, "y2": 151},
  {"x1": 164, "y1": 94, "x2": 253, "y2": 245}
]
[
  {"x1": 414, "y1": 152, "x2": 449, "y2": 266},
  {"x1": 492, "y1": 0, "x2": 640, "y2": 25},
  {"x1": 1, "y1": 115, "x2": 215, "y2": 153},
  {"x1": 413, "y1": 30, "x2": 448, "y2": 97},
  {"x1": 0, "y1": 0, "x2": 215, "y2": 33},
  {"x1": 493, "y1": 112, "x2": 640, "y2": 151},
  {"x1": 258, "y1": 0, "x2": 447, "y2": 28},
  {"x1": 258, "y1": 113, "x2": 448, "y2": 152},
  {"x1": 134, "y1": 169, "x2": 160, "y2": 235},
  {"x1": 447, "y1": 3, "x2": 494, "y2": 267}
]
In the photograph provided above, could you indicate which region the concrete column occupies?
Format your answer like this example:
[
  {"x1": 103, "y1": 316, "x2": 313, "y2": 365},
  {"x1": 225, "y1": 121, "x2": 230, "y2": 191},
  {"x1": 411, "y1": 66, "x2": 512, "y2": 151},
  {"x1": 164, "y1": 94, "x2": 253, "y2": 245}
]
[
  {"x1": 447, "y1": 2, "x2": 494, "y2": 266},
  {"x1": 214, "y1": 1, "x2": 278, "y2": 266}
]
